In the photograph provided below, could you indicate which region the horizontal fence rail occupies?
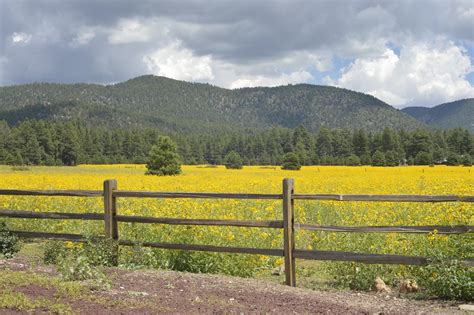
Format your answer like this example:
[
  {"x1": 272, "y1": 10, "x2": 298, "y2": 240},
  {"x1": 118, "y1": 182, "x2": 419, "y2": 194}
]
[
  {"x1": 113, "y1": 190, "x2": 282, "y2": 199},
  {"x1": 293, "y1": 193, "x2": 474, "y2": 202},
  {"x1": 296, "y1": 223, "x2": 473, "y2": 234},
  {"x1": 0, "y1": 179, "x2": 472, "y2": 287},
  {"x1": 0, "y1": 189, "x2": 103, "y2": 197}
]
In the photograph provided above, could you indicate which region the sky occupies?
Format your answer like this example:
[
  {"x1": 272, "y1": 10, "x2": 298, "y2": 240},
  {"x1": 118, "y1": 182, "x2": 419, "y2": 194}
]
[{"x1": 1, "y1": 0, "x2": 474, "y2": 108}]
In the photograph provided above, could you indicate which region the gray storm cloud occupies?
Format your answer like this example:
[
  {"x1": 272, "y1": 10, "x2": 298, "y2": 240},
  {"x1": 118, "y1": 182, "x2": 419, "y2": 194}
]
[{"x1": 1, "y1": 0, "x2": 473, "y2": 106}]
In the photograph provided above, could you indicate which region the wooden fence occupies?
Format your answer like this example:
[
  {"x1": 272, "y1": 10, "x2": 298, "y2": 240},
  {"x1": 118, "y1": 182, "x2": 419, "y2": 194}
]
[{"x1": 0, "y1": 178, "x2": 473, "y2": 287}]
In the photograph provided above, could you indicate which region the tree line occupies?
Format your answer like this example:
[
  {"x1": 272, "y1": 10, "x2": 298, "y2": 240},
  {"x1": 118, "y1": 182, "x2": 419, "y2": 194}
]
[{"x1": 0, "y1": 120, "x2": 472, "y2": 167}]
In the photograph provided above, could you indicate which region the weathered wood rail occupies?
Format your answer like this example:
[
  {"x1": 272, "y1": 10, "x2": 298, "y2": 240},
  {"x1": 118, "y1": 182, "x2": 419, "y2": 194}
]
[{"x1": 0, "y1": 178, "x2": 472, "y2": 287}]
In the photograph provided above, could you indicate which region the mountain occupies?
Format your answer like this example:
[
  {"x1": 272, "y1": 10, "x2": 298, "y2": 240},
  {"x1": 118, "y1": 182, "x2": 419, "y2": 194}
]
[
  {"x1": 402, "y1": 98, "x2": 474, "y2": 132},
  {"x1": 0, "y1": 75, "x2": 423, "y2": 132}
]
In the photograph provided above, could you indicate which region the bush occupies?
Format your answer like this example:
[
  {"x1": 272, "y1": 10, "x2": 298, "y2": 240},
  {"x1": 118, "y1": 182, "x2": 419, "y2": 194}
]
[
  {"x1": 145, "y1": 136, "x2": 181, "y2": 176},
  {"x1": 461, "y1": 154, "x2": 472, "y2": 166},
  {"x1": 446, "y1": 153, "x2": 461, "y2": 166},
  {"x1": 384, "y1": 150, "x2": 399, "y2": 166},
  {"x1": 414, "y1": 151, "x2": 433, "y2": 165},
  {"x1": 43, "y1": 239, "x2": 111, "y2": 288},
  {"x1": 82, "y1": 238, "x2": 119, "y2": 267},
  {"x1": 0, "y1": 222, "x2": 21, "y2": 258},
  {"x1": 360, "y1": 154, "x2": 372, "y2": 165},
  {"x1": 417, "y1": 258, "x2": 473, "y2": 300},
  {"x1": 371, "y1": 151, "x2": 385, "y2": 166},
  {"x1": 224, "y1": 151, "x2": 243, "y2": 169},
  {"x1": 345, "y1": 154, "x2": 361, "y2": 166},
  {"x1": 43, "y1": 240, "x2": 67, "y2": 265},
  {"x1": 281, "y1": 152, "x2": 301, "y2": 170}
]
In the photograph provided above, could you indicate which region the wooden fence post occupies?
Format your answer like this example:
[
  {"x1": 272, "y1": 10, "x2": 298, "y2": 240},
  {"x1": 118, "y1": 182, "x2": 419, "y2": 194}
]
[
  {"x1": 283, "y1": 178, "x2": 296, "y2": 287},
  {"x1": 104, "y1": 179, "x2": 118, "y2": 265}
]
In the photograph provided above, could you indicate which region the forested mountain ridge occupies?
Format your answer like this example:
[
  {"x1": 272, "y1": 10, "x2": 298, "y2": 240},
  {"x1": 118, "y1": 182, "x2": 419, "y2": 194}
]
[
  {"x1": 0, "y1": 75, "x2": 423, "y2": 132},
  {"x1": 402, "y1": 98, "x2": 474, "y2": 132}
]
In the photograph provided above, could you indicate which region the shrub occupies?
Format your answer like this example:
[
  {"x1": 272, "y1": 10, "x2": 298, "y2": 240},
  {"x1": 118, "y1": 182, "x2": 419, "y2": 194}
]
[
  {"x1": 43, "y1": 240, "x2": 67, "y2": 265},
  {"x1": 345, "y1": 154, "x2": 360, "y2": 166},
  {"x1": 0, "y1": 222, "x2": 21, "y2": 258},
  {"x1": 414, "y1": 151, "x2": 433, "y2": 165},
  {"x1": 82, "y1": 238, "x2": 118, "y2": 267},
  {"x1": 43, "y1": 240, "x2": 111, "y2": 288},
  {"x1": 145, "y1": 136, "x2": 181, "y2": 176},
  {"x1": 446, "y1": 153, "x2": 461, "y2": 166},
  {"x1": 360, "y1": 154, "x2": 372, "y2": 165},
  {"x1": 384, "y1": 150, "x2": 399, "y2": 166},
  {"x1": 461, "y1": 154, "x2": 472, "y2": 166},
  {"x1": 417, "y1": 258, "x2": 473, "y2": 300},
  {"x1": 371, "y1": 151, "x2": 385, "y2": 166},
  {"x1": 224, "y1": 151, "x2": 243, "y2": 169},
  {"x1": 281, "y1": 152, "x2": 301, "y2": 170}
]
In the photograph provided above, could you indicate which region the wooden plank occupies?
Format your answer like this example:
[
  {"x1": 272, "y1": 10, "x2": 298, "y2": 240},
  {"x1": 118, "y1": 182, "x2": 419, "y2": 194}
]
[
  {"x1": 113, "y1": 190, "x2": 282, "y2": 200},
  {"x1": 296, "y1": 224, "x2": 473, "y2": 234},
  {"x1": 283, "y1": 178, "x2": 296, "y2": 287},
  {"x1": 294, "y1": 249, "x2": 428, "y2": 265},
  {"x1": 116, "y1": 215, "x2": 283, "y2": 228},
  {"x1": 460, "y1": 259, "x2": 474, "y2": 267},
  {"x1": 118, "y1": 239, "x2": 283, "y2": 256},
  {"x1": 293, "y1": 194, "x2": 474, "y2": 202},
  {"x1": 0, "y1": 189, "x2": 103, "y2": 197},
  {"x1": 0, "y1": 209, "x2": 103, "y2": 221},
  {"x1": 104, "y1": 179, "x2": 119, "y2": 266},
  {"x1": 11, "y1": 230, "x2": 87, "y2": 241},
  {"x1": 104, "y1": 180, "x2": 118, "y2": 240}
]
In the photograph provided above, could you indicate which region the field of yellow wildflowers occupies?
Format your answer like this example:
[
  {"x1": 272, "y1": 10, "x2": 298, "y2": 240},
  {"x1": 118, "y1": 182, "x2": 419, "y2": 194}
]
[{"x1": 0, "y1": 165, "x2": 472, "y2": 297}]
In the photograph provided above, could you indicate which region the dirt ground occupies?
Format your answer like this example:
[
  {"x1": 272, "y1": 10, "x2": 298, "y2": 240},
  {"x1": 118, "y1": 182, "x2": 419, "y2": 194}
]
[{"x1": 0, "y1": 255, "x2": 468, "y2": 315}]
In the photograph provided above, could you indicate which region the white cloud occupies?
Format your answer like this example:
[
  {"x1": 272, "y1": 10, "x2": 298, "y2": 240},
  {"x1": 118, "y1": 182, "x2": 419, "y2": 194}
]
[
  {"x1": 70, "y1": 29, "x2": 96, "y2": 47},
  {"x1": 143, "y1": 41, "x2": 214, "y2": 82},
  {"x1": 230, "y1": 71, "x2": 313, "y2": 89},
  {"x1": 11, "y1": 32, "x2": 31, "y2": 44},
  {"x1": 108, "y1": 18, "x2": 155, "y2": 44},
  {"x1": 326, "y1": 40, "x2": 474, "y2": 107}
]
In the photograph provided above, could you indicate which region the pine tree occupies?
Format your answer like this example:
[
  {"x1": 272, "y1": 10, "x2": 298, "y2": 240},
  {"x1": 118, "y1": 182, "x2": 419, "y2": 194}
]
[
  {"x1": 224, "y1": 151, "x2": 243, "y2": 169},
  {"x1": 414, "y1": 151, "x2": 433, "y2": 165},
  {"x1": 281, "y1": 152, "x2": 301, "y2": 170},
  {"x1": 371, "y1": 151, "x2": 386, "y2": 166},
  {"x1": 146, "y1": 136, "x2": 181, "y2": 176}
]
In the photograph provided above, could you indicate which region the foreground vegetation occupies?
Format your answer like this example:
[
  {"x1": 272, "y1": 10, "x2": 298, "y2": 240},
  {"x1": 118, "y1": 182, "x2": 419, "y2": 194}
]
[{"x1": 0, "y1": 165, "x2": 472, "y2": 299}]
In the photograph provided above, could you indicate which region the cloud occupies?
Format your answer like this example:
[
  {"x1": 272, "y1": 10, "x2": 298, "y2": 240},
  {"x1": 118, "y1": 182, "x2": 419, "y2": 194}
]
[
  {"x1": 230, "y1": 70, "x2": 313, "y2": 89},
  {"x1": 143, "y1": 41, "x2": 214, "y2": 82},
  {"x1": 326, "y1": 40, "x2": 474, "y2": 107},
  {"x1": 70, "y1": 29, "x2": 96, "y2": 47},
  {"x1": 108, "y1": 18, "x2": 154, "y2": 44},
  {"x1": 11, "y1": 32, "x2": 31, "y2": 44},
  {"x1": 1, "y1": 0, "x2": 474, "y2": 106}
]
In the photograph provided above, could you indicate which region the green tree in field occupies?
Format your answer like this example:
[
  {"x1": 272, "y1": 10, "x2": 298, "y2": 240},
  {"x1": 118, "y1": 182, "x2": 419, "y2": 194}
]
[
  {"x1": 345, "y1": 154, "x2": 361, "y2": 166},
  {"x1": 414, "y1": 151, "x2": 433, "y2": 165},
  {"x1": 461, "y1": 154, "x2": 472, "y2": 166},
  {"x1": 146, "y1": 136, "x2": 181, "y2": 176},
  {"x1": 371, "y1": 150, "x2": 386, "y2": 166},
  {"x1": 446, "y1": 153, "x2": 461, "y2": 166},
  {"x1": 384, "y1": 150, "x2": 399, "y2": 166},
  {"x1": 224, "y1": 151, "x2": 243, "y2": 169},
  {"x1": 281, "y1": 152, "x2": 301, "y2": 170}
]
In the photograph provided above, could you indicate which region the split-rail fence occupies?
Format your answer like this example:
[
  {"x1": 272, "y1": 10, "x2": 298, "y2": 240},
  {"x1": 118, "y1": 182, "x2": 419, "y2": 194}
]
[{"x1": 0, "y1": 178, "x2": 472, "y2": 286}]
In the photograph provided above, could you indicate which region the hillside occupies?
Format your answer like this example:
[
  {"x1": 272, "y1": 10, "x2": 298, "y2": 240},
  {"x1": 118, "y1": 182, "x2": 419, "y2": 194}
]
[
  {"x1": 0, "y1": 75, "x2": 423, "y2": 132},
  {"x1": 402, "y1": 98, "x2": 474, "y2": 132}
]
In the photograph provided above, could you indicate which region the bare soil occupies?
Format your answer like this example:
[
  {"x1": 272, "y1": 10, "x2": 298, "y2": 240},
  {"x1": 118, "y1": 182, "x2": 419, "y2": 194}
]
[{"x1": 0, "y1": 256, "x2": 467, "y2": 314}]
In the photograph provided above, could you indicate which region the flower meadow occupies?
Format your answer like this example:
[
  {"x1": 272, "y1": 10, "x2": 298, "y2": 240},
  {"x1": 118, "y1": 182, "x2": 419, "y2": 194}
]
[{"x1": 0, "y1": 165, "x2": 472, "y2": 298}]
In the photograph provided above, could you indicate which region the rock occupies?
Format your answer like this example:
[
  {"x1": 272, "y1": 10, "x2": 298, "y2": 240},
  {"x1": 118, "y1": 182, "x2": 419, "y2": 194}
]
[
  {"x1": 375, "y1": 277, "x2": 391, "y2": 294},
  {"x1": 271, "y1": 265, "x2": 284, "y2": 276},
  {"x1": 399, "y1": 279, "x2": 419, "y2": 293},
  {"x1": 459, "y1": 304, "x2": 474, "y2": 311}
]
